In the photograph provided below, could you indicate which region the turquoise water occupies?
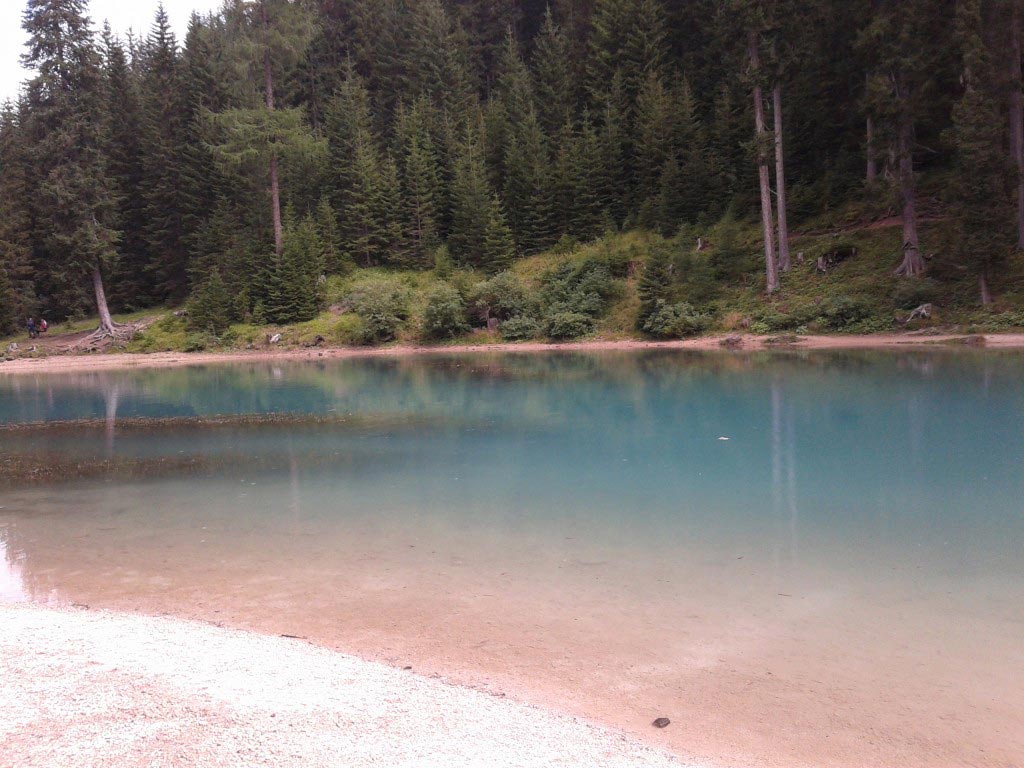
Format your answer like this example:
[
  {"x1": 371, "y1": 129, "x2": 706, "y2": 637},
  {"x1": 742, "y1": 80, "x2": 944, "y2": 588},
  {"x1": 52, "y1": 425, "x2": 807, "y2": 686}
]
[
  {"x1": 1, "y1": 350, "x2": 1022, "y2": 766},
  {"x1": 2, "y1": 351, "x2": 1022, "y2": 557}
]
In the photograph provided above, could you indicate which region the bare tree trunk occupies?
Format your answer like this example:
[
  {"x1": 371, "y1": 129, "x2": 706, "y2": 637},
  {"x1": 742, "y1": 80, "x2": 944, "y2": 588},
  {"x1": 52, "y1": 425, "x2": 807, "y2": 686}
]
[
  {"x1": 980, "y1": 270, "x2": 993, "y2": 305},
  {"x1": 92, "y1": 266, "x2": 115, "y2": 335},
  {"x1": 773, "y1": 83, "x2": 790, "y2": 272},
  {"x1": 749, "y1": 33, "x2": 779, "y2": 295},
  {"x1": 1011, "y1": 2, "x2": 1024, "y2": 249},
  {"x1": 866, "y1": 115, "x2": 878, "y2": 183},
  {"x1": 269, "y1": 151, "x2": 283, "y2": 257},
  {"x1": 894, "y1": 103, "x2": 925, "y2": 277},
  {"x1": 262, "y1": 1, "x2": 284, "y2": 258}
]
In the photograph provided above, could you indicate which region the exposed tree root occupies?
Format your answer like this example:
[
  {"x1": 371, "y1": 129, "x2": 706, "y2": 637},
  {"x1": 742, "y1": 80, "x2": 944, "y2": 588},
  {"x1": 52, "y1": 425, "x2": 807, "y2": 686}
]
[{"x1": 66, "y1": 322, "x2": 139, "y2": 351}]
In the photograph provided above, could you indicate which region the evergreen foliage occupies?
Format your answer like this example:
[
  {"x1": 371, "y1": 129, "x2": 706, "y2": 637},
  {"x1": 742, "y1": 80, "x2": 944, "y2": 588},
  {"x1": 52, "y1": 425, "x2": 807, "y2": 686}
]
[
  {"x1": 422, "y1": 282, "x2": 470, "y2": 339},
  {"x1": 187, "y1": 269, "x2": 232, "y2": 334},
  {"x1": 2, "y1": 0, "x2": 1022, "y2": 326}
]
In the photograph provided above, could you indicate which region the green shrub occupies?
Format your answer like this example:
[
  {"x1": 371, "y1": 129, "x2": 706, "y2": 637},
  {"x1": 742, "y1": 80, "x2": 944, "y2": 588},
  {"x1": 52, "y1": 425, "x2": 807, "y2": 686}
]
[
  {"x1": 187, "y1": 270, "x2": 232, "y2": 334},
  {"x1": 541, "y1": 261, "x2": 617, "y2": 325},
  {"x1": 753, "y1": 304, "x2": 818, "y2": 332},
  {"x1": 500, "y1": 315, "x2": 542, "y2": 341},
  {"x1": 183, "y1": 332, "x2": 213, "y2": 352},
  {"x1": 329, "y1": 314, "x2": 365, "y2": 343},
  {"x1": 127, "y1": 315, "x2": 188, "y2": 353},
  {"x1": 432, "y1": 244, "x2": 454, "y2": 280},
  {"x1": 345, "y1": 278, "x2": 409, "y2": 344},
  {"x1": 822, "y1": 295, "x2": 872, "y2": 330},
  {"x1": 545, "y1": 311, "x2": 595, "y2": 339},
  {"x1": 892, "y1": 277, "x2": 939, "y2": 309},
  {"x1": 470, "y1": 272, "x2": 537, "y2": 323},
  {"x1": 641, "y1": 300, "x2": 710, "y2": 338},
  {"x1": 422, "y1": 283, "x2": 470, "y2": 340},
  {"x1": 550, "y1": 234, "x2": 579, "y2": 255}
]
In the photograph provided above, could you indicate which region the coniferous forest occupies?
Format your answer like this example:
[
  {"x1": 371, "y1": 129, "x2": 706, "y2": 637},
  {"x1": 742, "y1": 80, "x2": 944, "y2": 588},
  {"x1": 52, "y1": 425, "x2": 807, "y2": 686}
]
[{"x1": 2, "y1": 0, "x2": 1024, "y2": 344}]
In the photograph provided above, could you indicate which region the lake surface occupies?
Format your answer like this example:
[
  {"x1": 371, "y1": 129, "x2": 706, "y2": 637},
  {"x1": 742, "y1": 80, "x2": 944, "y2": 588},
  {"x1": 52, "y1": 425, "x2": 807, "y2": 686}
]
[{"x1": 2, "y1": 350, "x2": 1022, "y2": 767}]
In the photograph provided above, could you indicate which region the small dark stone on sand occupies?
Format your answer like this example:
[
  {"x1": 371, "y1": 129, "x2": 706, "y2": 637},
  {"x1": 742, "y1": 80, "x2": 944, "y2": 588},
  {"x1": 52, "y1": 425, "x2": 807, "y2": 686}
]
[
  {"x1": 652, "y1": 718, "x2": 671, "y2": 729},
  {"x1": 403, "y1": 666, "x2": 412, "y2": 670}
]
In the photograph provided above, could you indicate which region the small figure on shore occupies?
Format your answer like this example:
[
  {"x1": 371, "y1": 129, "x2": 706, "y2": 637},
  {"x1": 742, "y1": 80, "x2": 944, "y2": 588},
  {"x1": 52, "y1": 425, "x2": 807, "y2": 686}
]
[
  {"x1": 39, "y1": 318, "x2": 48, "y2": 334},
  {"x1": 26, "y1": 318, "x2": 37, "y2": 339}
]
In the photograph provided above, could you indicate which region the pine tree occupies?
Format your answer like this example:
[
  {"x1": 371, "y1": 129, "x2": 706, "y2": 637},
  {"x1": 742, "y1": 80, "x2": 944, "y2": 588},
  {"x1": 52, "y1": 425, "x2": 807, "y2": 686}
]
[
  {"x1": 211, "y1": 0, "x2": 318, "y2": 258},
  {"x1": 179, "y1": 13, "x2": 223, "y2": 276},
  {"x1": 315, "y1": 196, "x2": 349, "y2": 275},
  {"x1": 637, "y1": 244, "x2": 671, "y2": 329},
  {"x1": 532, "y1": 6, "x2": 575, "y2": 136},
  {"x1": 858, "y1": 0, "x2": 957, "y2": 277},
  {"x1": 595, "y1": 71, "x2": 629, "y2": 228},
  {"x1": 406, "y1": 0, "x2": 476, "y2": 115},
  {"x1": 585, "y1": 0, "x2": 633, "y2": 105},
  {"x1": 101, "y1": 27, "x2": 149, "y2": 310},
  {"x1": 586, "y1": 0, "x2": 669, "y2": 107},
  {"x1": 502, "y1": 108, "x2": 554, "y2": 253},
  {"x1": 0, "y1": 264, "x2": 15, "y2": 335},
  {"x1": 482, "y1": 196, "x2": 517, "y2": 273},
  {"x1": 325, "y1": 63, "x2": 374, "y2": 215},
  {"x1": 344, "y1": 128, "x2": 392, "y2": 266},
  {"x1": 0, "y1": 103, "x2": 35, "y2": 328},
  {"x1": 395, "y1": 99, "x2": 442, "y2": 267},
  {"x1": 187, "y1": 268, "x2": 232, "y2": 334},
  {"x1": 21, "y1": 0, "x2": 122, "y2": 335},
  {"x1": 633, "y1": 70, "x2": 675, "y2": 216},
  {"x1": 948, "y1": 0, "x2": 1013, "y2": 304},
  {"x1": 571, "y1": 112, "x2": 607, "y2": 239},
  {"x1": 261, "y1": 206, "x2": 323, "y2": 323},
  {"x1": 449, "y1": 130, "x2": 507, "y2": 267},
  {"x1": 674, "y1": 77, "x2": 715, "y2": 222},
  {"x1": 138, "y1": 5, "x2": 189, "y2": 302}
]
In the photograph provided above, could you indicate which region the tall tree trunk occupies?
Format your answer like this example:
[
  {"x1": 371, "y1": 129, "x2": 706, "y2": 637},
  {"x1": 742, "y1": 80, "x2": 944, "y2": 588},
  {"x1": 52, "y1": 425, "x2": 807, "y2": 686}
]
[
  {"x1": 749, "y1": 33, "x2": 779, "y2": 295},
  {"x1": 866, "y1": 114, "x2": 878, "y2": 183},
  {"x1": 979, "y1": 270, "x2": 993, "y2": 305},
  {"x1": 92, "y1": 266, "x2": 115, "y2": 335},
  {"x1": 773, "y1": 83, "x2": 790, "y2": 272},
  {"x1": 1010, "y1": 1, "x2": 1024, "y2": 249},
  {"x1": 262, "y1": 1, "x2": 284, "y2": 258},
  {"x1": 894, "y1": 99, "x2": 925, "y2": 277}
]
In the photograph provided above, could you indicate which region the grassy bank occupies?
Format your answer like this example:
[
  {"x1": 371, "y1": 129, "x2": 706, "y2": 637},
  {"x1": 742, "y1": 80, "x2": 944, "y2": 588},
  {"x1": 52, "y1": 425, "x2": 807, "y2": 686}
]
[{"x1": 6, "y1": 214, "x2": 1024, "y2": 357}]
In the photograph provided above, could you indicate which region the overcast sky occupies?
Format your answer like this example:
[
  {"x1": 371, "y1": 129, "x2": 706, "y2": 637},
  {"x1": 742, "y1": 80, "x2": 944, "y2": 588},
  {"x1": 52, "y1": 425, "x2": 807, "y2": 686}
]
[{"x1": 1, "y1": 0, "x2": 224, "y2": 102}]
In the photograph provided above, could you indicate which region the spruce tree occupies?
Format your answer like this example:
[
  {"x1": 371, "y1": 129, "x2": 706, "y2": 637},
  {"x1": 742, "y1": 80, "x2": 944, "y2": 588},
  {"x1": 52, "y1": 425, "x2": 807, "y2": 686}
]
[
  {"x1": 532, "y1": 6, "x2": 575, "y2": 136},
  {"x1": 179, "y1": 13, "x2": 223, "y2": 282},
  {"x1": 450, "y1": 130, "x2": 507, "y2": 267},
  {"x1": 571, "y1": 112, "x2": 607, "y2": 240},
  {"x1": 633, "y1": 70, "x2": 675, "y2": 216},
  {"x1": 595, "y1": 72, "x2": 630, "y2": 228},
  {"x1": 406, "y1": 0, "x2": 476, "y2": 115},
  {"x1": 637, "y1": 244, "x2": 672, "y2": 329},
  {"x1": 0, "y1": 102, "x2": 35, "y2": 328},
  {"x1": 0, "y1": 265, "x2": 15, "y2": 335},
  {"x1": 948, "y1": 0, "x2": 1013, "y2": 304},
  {"x1": 315, "y1": 196, "x2": 349, "y2": 275},
  {"x1": 502, "y1": 109, "x2": 554, "y2": 253},
  {"x1": 482, "y1": 196, "x2": 517, "y2": 273},
  {"x1": 102, "y1": 27, "x2": 149, "y2": 310},
  {"x1": 138, "y1": 5, "x2": 189, "y2": 302},
  {"x1": 21, "y1": 0, "x2": 122, "y2": 334},
  {"x1": 396, "y1": 99, "x2": 442, "y2": 267}
]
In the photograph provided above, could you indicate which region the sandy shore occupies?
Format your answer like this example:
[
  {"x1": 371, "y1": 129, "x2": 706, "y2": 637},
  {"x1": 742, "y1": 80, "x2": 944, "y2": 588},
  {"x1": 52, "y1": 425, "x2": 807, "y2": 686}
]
[
  {"x1": 0, "y1": 603, "x2": 685, "y2": 768},
  {"x1": 2, "y1": 333, "x2": 1022, "y2": 375}
]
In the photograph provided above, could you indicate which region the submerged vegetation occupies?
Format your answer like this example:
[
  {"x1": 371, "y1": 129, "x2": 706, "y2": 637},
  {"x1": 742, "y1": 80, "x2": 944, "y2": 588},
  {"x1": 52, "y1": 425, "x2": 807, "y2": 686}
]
[{"x1": 1, "y1": 0, "x2": 1024, "y2": 348}]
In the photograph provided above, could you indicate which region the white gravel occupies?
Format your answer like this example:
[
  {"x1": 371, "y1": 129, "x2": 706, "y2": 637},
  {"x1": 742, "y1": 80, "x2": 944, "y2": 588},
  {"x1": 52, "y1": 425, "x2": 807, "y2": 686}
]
[{"x1": 0, "y1": 604, "x2": 689, "y2": 768}]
